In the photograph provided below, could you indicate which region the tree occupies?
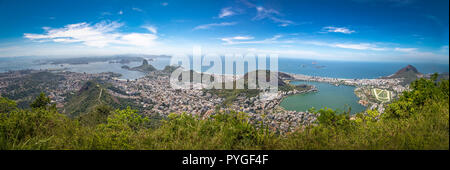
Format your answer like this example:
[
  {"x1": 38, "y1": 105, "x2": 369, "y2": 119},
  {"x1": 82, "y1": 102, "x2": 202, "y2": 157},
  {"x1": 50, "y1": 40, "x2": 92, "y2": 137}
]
[
  {"x1": 315, "y1": 107, "x2": 353, "y2": 129},
  {"x1": 383, "y1": 74, "x2": 449, "y2": 119},
  {"x1": 0, "y1": 97, "x2": 17, "y2": 113},
  {"x1": 30, "y1": 92, "x2": 51, "y2": 109},
  {"x1": 79, "y1": 104, "x2": 113, "y2": 126},
  {"x1": 105, "y1": 107, "x2": 150, "y2": 130}
]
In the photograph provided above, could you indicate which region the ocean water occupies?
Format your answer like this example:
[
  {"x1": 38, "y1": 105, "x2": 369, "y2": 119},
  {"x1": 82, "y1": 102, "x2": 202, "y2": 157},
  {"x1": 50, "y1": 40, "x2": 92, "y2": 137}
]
[
  {"x1": 172, "y1": 56, "x2": 449, "y2": 78},
  {"x1": 280, "y1": 81, "x2": 366, "y2": 114},
  {"x1": 278, "y1": 58, "x2": 449, "y2": 79},
  {"x1": 0, "y1": 56, "x2": 37, "y2": 72}
]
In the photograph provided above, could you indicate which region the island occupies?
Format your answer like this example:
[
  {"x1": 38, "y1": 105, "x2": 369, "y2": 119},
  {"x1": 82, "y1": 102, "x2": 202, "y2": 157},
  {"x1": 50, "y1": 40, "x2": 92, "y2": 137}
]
[{"x1": 122, "y1": 59, "x2": 157, "y2": 73}]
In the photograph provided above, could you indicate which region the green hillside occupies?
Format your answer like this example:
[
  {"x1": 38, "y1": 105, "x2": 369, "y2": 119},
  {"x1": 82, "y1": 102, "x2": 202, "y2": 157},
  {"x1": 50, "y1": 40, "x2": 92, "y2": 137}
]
[{"x1": 63, "y1": 81, "x2": 139, "y2": 118}]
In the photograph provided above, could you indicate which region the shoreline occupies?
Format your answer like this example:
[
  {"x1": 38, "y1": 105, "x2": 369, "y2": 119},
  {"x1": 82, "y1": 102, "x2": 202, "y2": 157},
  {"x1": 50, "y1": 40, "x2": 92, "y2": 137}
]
[{"x1": 279, "y1": 81, "x2": 366, "y2": 115}]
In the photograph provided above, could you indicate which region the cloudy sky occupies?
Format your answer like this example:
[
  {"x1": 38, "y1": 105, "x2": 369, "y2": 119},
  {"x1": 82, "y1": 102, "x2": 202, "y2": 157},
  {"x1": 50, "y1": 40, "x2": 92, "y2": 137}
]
[{"x1": 0, "y1": 0, "x2": 448, "y2": 63}]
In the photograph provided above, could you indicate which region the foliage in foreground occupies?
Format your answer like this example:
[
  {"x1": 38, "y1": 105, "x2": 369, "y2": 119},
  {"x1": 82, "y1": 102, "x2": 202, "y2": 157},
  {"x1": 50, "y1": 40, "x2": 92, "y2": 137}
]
[{"x1": 0, "y1": 77, "x2": 448, "y2": 150}]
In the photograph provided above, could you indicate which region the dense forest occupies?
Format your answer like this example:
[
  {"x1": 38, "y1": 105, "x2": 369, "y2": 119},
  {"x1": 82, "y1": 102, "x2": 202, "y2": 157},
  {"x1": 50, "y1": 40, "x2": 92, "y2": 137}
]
[{"x1": 0, "y1": 75, "x2": 448, "y2": 150}]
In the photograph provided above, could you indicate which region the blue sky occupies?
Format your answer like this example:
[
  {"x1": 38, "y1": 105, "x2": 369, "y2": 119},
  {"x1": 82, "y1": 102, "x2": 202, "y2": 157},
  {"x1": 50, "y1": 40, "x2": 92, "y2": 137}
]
[{"x1": 0, "y1": 0, "x2": 448, "y2": 63}]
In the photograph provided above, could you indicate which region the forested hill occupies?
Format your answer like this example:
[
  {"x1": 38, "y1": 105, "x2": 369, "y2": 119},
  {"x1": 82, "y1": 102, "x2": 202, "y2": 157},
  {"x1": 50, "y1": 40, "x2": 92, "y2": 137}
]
[{"x1": 63, "y1": 81, "x2": 138, "y2": 118}]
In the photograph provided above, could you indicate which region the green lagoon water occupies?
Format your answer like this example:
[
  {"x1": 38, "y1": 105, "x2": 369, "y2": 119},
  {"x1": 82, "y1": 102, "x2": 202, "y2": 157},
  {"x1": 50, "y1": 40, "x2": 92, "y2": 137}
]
[{"x1": 280, "y1": 81, "x2": 366, "y2": 114}]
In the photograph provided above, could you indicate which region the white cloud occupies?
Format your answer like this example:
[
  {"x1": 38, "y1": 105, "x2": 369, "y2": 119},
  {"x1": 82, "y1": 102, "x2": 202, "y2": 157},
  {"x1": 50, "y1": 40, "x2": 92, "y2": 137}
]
[
  {"x1": 221, "y1": 36, "x2": 254, "y2": 44},
  {"x1": 305, "y1": 41, "x2": 386, "y2": 51},
  {"x1": 120, "y1": 33, "x2": 157, "y2": 47},
  {"x1": 161, "y1": 2, "x2": 168, "y2": 6},
  {"x1": 218, "y1": 7, "x2": 235, "y2": 18},
  {"x1": 241, "y1": 1, "x2": 296, "y2": 27},
  {"x1": 334, "y1": 43, "x2": 384, "y2": 50},
  {"x1": 24, "y1": 21, "x2": 158, "y2": 48},
  {"x1": 441, "y1": 45, "x2": 449, "y2": 52},
  {"x1": 221, "y1": 34, "x2": 291, "y2": 45},
  {"x1": 132, "y1": 7, "x2": 144, "y2": 12},
  {"x1": 253, "y1": 6, "x2": 295, "y2": 27},
  {"x1": 101, "y1": 12, "x2": 112, "y2": 16},
  {"x1": 322, "y1": 26, "x2": 355, "y2": 34},
  {"x1": 425, "y1": 15, "x2": 442, "y2": 26},
  {"x1": 248, "y1": 48, "x2": 331, "y2": 58},
  {"x1": 254, "y1": 6, "x2": 280, "y2": 19},
  {"x1": 118, "y1": 10, "x2": 123, "y2": 15},
  {"x1": 142, "y1": 25, "x2": 157, "y2": 34},
  {"x1": 220, "y1": 36, "x2": 417, "y2": 53},
  {"x1": 270, "y1": 18, "x2": 295, "y2": 27},
  {"x1": 394, "y1": 47, "x2": 418, "y2": 53},
  {"x1": 395, "y1": 51, "x2": 449, "y2": 62},
  {"x1": 268, "y1": 46, "x2": 447, "y2": 62},
  {"x1": 193, "y1": 22, "x2": 237, "y2": 30},
  {"x1": 232, "y1": 36, "x2": 254, "y2": 40}
]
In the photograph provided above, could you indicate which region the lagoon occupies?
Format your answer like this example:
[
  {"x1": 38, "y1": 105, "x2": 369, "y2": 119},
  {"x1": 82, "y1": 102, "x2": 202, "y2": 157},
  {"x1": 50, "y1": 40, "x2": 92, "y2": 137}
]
[{"x1": 280, "y1": 81, "x2": 366, "y2": 114}]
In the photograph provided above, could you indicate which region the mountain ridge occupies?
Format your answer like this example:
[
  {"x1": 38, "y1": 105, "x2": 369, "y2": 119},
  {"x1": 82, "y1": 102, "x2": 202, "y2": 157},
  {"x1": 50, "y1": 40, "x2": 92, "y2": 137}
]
[
  {"x1": 123, "y1": 59, "x2": 157, "y2": 73},
  {"x1": 384, "y1": 65, "x2": 422, "y2": 85}
]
